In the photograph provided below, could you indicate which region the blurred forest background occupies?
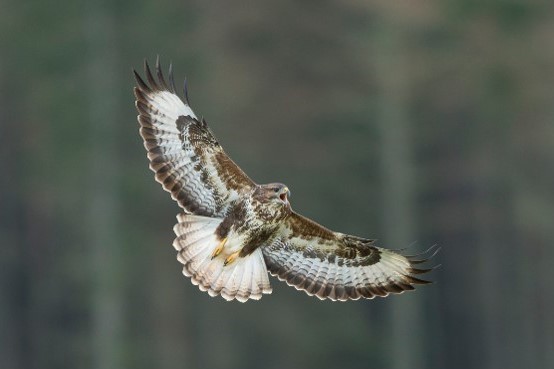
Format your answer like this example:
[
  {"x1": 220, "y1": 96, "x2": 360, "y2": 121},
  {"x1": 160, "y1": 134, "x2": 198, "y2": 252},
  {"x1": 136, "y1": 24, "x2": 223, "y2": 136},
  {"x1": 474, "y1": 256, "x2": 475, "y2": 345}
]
[{"x1": 2, "y1": 1, "x2": 554, "y2": 369}]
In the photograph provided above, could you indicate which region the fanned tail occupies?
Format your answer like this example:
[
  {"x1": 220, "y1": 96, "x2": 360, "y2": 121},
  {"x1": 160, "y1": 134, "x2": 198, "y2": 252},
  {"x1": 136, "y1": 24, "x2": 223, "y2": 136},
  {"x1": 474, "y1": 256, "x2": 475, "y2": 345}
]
[{"x1": 173, "y1": 213, "x2": 272, "y2": 302}]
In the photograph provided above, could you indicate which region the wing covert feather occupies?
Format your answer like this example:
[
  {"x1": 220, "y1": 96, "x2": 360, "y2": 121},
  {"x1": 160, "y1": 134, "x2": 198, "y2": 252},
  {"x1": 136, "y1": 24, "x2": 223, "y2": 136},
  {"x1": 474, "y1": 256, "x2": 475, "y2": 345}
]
[
  {"x1": 262, "y1": 212, "x2": 436, "y2": 301},
  {"x1": 134, "y1": 59, "x2": 255, "y2": 216}
]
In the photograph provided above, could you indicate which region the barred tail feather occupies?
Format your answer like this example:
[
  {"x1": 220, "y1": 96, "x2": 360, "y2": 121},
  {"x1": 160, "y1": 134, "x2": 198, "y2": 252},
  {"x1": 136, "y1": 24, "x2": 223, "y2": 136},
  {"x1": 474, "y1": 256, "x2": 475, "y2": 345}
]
[{"x1": 173, "y1": 213, "x2": 272, "y2": 302}]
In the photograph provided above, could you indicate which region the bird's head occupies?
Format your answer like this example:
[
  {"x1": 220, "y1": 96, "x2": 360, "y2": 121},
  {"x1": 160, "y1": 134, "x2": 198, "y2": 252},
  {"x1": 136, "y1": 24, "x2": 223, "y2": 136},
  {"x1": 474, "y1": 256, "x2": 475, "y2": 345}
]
[{"x1": 255, "y1": 183, "x2": 291, "y2": 207}]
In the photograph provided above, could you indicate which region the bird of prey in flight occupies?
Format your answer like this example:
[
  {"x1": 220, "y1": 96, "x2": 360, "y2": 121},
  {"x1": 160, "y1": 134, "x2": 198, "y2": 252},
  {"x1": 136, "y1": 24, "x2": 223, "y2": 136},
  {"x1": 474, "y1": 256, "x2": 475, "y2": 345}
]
[{"x1": 134, "y1": 58, "x2": 437, "y2": 302}]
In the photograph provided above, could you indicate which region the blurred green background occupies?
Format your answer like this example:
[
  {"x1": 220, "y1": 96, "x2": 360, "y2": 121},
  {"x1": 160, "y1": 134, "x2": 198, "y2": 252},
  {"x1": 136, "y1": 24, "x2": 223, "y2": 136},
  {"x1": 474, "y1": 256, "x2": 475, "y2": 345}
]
[{"x1": 2, "y1": 1, "x2": 554, "y2": 369}]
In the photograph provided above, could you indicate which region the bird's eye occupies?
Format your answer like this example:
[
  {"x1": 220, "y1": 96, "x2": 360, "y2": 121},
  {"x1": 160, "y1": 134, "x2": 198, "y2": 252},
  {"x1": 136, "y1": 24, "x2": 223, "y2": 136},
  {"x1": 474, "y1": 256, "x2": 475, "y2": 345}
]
[{"x1": 273, "y1": 187, "x2": 280, "y2": 193}]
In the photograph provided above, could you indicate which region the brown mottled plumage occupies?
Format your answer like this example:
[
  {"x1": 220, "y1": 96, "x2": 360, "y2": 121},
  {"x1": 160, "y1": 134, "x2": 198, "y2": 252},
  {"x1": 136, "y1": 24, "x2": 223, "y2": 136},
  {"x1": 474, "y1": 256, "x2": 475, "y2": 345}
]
[{"x1": 134, "y1": 57, "x2": 438, "y2": 302}]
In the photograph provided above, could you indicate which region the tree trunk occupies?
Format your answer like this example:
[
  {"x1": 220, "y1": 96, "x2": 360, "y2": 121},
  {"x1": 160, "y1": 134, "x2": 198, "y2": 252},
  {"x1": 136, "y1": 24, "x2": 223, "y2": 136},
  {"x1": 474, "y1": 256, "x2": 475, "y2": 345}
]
[
  {"x1": 375, "y1": 21, "x2": 424, "y2": 369},
  {"x1": 84, "y1": 2, "x2": 122, "y2": 368}
]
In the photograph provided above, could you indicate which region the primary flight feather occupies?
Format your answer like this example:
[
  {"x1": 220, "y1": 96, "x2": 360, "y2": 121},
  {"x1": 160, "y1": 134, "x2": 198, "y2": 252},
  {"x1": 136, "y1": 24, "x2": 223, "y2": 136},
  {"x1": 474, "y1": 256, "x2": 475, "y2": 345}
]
[{"x1": 134, "y1": 58, "x2": 437, "y2": 302}]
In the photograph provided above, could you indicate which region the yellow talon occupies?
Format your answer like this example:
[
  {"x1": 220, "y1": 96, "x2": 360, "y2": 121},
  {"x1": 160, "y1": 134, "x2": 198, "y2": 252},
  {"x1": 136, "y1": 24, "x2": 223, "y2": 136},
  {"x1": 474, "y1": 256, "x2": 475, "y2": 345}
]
[
  {"x1": 211, "y1": 237, "x2": 227, "y2": 259},
  {"x1": 224, "y1": 251, "x2": 240, "y2": 266}
]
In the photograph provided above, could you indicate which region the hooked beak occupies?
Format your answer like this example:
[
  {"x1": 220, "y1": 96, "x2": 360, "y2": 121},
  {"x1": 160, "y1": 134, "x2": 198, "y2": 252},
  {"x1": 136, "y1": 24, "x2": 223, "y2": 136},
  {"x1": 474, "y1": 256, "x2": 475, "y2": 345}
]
[{"x1": 279, "y1": 187, "x2": 290, "y2": 203}]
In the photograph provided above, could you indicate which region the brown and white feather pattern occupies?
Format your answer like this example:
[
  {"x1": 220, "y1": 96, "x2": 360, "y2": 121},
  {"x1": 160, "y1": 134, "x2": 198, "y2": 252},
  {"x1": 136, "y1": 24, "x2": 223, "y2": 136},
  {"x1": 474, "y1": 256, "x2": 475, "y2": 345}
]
[
  {"x1": 134, "y1": 58, "x2": 437, "y2": 302},
  {"x1": 262, "y1": 213, "x2": 435, "y2": 301},
  {"x1": 173, "y1": 213, "x2": 271, "y2": 302},
  {"x1": 134, "y1": 59, "x2": 254, "y2": 217}
]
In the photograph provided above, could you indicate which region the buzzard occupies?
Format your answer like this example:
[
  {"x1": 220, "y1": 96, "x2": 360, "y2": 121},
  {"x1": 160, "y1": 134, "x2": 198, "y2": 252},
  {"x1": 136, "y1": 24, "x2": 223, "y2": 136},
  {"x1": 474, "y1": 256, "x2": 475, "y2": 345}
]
[{"x1": 134, "y1": 58, "x2": 437, "y2": 302}]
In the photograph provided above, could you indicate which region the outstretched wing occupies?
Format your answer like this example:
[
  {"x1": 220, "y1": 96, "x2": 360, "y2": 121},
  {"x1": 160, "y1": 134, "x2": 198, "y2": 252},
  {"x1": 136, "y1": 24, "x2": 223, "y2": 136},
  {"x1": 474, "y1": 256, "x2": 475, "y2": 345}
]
[
  {"x1": 262, "y1": 212, "x2": 437, "y2": 301},
  {"x1": 134, "y1": 58, "x2": 255, "y2": 217}
]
